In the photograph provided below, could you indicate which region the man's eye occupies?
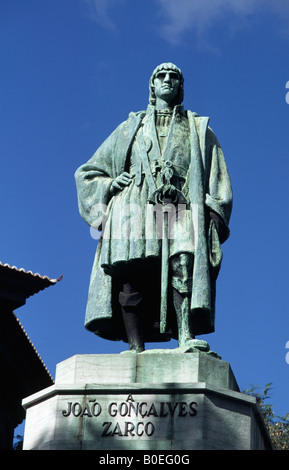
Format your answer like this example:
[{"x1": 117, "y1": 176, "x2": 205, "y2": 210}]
[{"x1": 156, "y1": 72, "x2": 179, "y2": 81}]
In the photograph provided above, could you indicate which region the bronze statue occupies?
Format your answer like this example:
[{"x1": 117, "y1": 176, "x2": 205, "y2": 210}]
[{"x1": 75, "y1": 63, "x2": 232, "y2": 354}]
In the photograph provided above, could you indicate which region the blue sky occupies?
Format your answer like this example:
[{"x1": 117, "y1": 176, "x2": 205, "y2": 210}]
[{"x1": 1, "y1": 0, "x2": 289, "y2": 435}]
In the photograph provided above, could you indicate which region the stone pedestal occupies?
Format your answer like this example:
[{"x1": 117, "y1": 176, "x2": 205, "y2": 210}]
[{"x1": 22, "y1": 352, "x2": 272, "y2": 450}]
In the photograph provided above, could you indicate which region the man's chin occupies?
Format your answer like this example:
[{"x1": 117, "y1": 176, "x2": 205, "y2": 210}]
[{"x1": 159, "y1": 91, "x2": 175, "y2": 101}]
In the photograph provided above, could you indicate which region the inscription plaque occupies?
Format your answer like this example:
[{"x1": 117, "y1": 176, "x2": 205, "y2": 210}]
[{"x1": 61, "y1": 394, "x2": 198, "y2": 439}]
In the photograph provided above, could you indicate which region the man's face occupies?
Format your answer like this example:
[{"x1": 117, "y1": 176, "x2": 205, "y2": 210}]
[{"x1": 153, "y1": 69, "x2": 180, "y2": 105}]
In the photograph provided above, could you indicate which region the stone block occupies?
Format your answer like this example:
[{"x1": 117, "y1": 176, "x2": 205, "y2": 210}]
[
  {"x1": 22, "y1": 353, "x2": 272, "y2": 450},
  {"x1": 55, "y1": 352, "x2": 239, "y2": 390}
]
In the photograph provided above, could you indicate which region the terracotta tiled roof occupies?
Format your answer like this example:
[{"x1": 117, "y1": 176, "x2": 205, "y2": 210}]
[
  {"x1": 0, "y1": 261, "x2": 62, "y2": 283},
  {"x1": 0, "y1": 262, "x2": 58, "y2": 396},
  {"x1": 0, "y1": 262, "x2": 62, "y2": 303},
  {"x1": 10, "y1": 311, "x2": 54, "y2": 384}
]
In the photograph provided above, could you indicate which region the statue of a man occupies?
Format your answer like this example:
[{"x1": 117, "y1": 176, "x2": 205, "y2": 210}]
[{"x1": 75, "y1": 63, "x2": 232, "y2": 354}]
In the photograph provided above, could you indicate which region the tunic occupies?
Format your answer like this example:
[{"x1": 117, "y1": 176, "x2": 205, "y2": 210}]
[{"x1": 100, "y1": 105, "x2": 194, "y2": 276}]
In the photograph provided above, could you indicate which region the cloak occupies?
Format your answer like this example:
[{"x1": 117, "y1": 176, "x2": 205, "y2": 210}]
[{"x1": 75, "y1": 107, "x2": 232, "y2": 342}]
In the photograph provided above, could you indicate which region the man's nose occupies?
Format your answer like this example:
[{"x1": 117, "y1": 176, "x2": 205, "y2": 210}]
[{"x1": 163, "y1": 73, "x2": 171, "y2": 83}]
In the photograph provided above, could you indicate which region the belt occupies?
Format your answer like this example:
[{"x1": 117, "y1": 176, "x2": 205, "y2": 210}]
[{"x1": 129, "y1": 162, "x2": 187, "y2": 180}]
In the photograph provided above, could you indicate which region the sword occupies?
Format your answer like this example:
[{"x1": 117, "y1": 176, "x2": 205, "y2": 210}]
[
  {"x1": 136, "y1": 134, "x2": 189, "y2": 334},
  {"x1": 160, "y1": 200, "x2": 170, "y2": 334},
  {"x1": 150, "y1": 161, "x2": 188, "y2": 334}
]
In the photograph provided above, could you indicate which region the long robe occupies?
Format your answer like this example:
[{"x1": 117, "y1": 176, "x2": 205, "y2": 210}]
[{"x1": 75, "y1": 105, "x2": 233, "y2": 342}]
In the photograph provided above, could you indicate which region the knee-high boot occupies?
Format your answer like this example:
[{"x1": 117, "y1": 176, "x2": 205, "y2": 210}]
[
  {"x1": 173, "y1": 288, "x2": 211, "y2": 353},
  {"x1": 173, "y1": 288, "x2": 195, "y2": 347},
  {"x1": 119, "y1": 283, "x2": 145, "y2": 353}
]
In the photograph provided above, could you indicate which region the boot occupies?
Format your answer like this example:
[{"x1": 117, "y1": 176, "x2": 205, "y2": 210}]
[
  {"x1": 119, "y1": 282, "x2": 145, "y2": 353},
  {"x1": 173, "y1": 289, "x2": 211, "y2": 352},
  {"x1": 173, "y1": 289, "x2": 195, "y2": 347},
  {"x1": 121, "y1": 308, "x2": 145, "y2": 353}
]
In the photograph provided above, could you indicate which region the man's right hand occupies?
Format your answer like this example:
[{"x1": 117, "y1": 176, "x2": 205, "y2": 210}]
[{"x1": 111, "y1": 172, "x2": 132, "y2": 194}]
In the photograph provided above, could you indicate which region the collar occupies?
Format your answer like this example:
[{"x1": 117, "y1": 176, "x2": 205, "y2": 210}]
[{"x1": 144, "y1": 104, "x2": 186, "y2": 120}]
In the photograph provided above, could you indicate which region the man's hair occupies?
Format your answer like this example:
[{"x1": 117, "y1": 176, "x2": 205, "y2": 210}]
[{"x1": 149, "y1": 62, "x2": 184, "y2": 106}]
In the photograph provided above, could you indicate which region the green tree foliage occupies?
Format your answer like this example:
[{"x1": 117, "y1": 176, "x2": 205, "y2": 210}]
[
  {"x1": 13, "y1": 434, "x2": 23, "y2": 450},
  {"x1": 243, "y1": 383, "x2": 289, "y2": 450}
]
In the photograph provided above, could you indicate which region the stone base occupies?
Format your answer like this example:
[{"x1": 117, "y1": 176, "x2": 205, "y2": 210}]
[{"x1": 22, "y1": 352, "x2": 272, "y2": 450}]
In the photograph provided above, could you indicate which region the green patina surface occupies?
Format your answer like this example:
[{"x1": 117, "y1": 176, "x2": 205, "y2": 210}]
[{"x1": 75, "y1": 63, "x2": 232, "y2": 354}]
